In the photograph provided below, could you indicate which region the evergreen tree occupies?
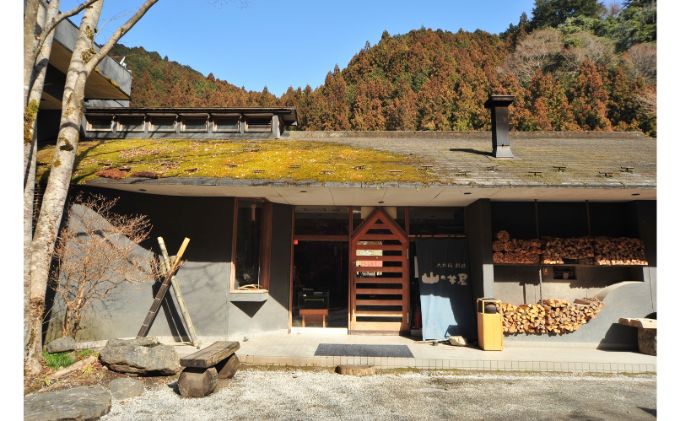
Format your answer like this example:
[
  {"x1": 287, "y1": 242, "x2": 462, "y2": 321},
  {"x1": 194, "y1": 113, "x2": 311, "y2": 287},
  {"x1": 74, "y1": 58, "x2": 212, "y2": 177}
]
[
  {"x1": 530, "y1": 71, "x2": 577, "y2": 130},
  {"x1": 570, "y1": 60, "x2": 611, "y2": 130},
  {"x1": 531, "y1": 0, "x2": 604, "y2": 29}
]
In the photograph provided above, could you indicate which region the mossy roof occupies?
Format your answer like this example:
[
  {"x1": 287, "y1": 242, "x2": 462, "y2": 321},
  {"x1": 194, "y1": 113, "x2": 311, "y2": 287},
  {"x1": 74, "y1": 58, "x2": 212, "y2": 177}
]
[
  {"x1": 36, "y1": 139, "x2": 439, "y2": 185},
  {"x1": 36, "y1": 132, "x2": 656, "y2": 189}
]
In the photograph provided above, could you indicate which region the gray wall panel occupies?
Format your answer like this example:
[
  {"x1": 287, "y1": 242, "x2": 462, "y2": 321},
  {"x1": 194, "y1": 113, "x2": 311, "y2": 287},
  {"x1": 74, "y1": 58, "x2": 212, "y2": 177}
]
[{"x1": 47, "y1": 187, "x2": 233, "y2": 341}]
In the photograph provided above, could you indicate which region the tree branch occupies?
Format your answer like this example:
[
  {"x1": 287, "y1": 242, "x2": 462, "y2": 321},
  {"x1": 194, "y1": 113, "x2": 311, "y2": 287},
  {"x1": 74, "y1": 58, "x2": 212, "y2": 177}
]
[
  {"x1": 34, "y1": 0, "x2": 100, "y2": 64},
  {"x1": 85, "y1": 0, "x2": 159, "y2": 74}
]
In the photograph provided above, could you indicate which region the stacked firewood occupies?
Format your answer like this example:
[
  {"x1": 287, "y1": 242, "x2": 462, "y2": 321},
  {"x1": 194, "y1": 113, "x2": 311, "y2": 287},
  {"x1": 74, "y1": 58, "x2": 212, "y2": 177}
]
[
  {"x1": 492, "y1": 230, "x2": 647, "y2": 266},
  {"x1": 541, "y1": 237, "x2": 595, "y2": 265},
  {"x1": 592, "y1": 237, "x2": 648, "y2": 266},
  {"x1": 500, "y1": 297, "x2": 604, "y2": 335},
  {"x1": 492, "y1": 230, "x2": 542, "y2": 264}
]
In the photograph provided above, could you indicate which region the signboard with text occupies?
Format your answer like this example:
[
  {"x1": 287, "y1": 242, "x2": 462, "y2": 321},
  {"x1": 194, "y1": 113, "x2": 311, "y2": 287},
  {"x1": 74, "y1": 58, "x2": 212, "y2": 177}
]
[{"x1": 416, "y1": 238, "x2": 473, "y2": 341}]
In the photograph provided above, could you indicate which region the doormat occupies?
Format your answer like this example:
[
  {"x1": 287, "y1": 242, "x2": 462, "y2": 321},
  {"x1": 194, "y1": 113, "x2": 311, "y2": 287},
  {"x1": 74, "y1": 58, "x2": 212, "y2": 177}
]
[{"x1": 314, "y1": 344, "x2": 414, "y2": 358}]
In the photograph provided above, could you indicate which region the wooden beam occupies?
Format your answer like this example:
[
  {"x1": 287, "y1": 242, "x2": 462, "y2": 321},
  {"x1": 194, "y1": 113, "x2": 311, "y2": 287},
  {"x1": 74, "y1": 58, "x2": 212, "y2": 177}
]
[
  {"x1": 355, "y1": 311, "x2": 403, "y2": 318},
  {"x1": 180, "y1": 341, "x2": 240, "y2": 369},
  {"x1": 157, "y1": 237, "x2": 199, "y2": 348},
  {"x1": 294, "y1": 234, "x2": 349, "y2": 242},
  {"x1": 354, "y1": 266, "x2": 403, "y2": 273},
  {"x1": 259, "y1": 203, "x2": 273, "y2": 290},
  {"x1": 358, "y1": 234, "x2": 405, "y2": 242},
  {"x1": 138, "y1": 238, "x2": 190, "y2": 337},
  {"x1": 355, "y1": 244, "x2": 405, "y2": 251},
  {"x1": 355, "y1": 299, "x2": 403, "y2": 306},
  {"x1": 351, "y1": 255, "x2": 406, "y2": 262},
  {"x1": 288, "y1": 207, "x2": 295, "y2": 331},
  {"x1": 354, "y1": 277, "x2": 406, "y2": 284},
  {"x1": 354, "y1": 288, "x2": 404, "y2": 295}
]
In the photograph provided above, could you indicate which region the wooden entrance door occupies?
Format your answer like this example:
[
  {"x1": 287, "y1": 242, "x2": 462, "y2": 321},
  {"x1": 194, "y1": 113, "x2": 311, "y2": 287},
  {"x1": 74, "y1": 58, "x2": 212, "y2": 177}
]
[{"x1": 349, "y1": 208, "x2": 409, "y2": 334}]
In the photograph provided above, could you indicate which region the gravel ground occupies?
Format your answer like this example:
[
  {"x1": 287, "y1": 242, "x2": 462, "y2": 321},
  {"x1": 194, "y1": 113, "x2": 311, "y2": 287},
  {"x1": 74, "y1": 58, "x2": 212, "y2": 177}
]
[{"x1": 103, "y1": 369, "x2": 656, "y2": 421}]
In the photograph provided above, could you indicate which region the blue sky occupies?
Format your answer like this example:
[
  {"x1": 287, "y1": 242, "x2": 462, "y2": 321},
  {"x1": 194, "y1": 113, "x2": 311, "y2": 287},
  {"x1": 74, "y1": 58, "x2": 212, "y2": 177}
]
[{"x1": 60, "y1": 0, "x2": 535, "y2": 95}]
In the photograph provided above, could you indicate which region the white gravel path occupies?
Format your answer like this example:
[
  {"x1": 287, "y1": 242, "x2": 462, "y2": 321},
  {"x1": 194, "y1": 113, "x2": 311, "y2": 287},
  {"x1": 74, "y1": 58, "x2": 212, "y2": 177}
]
[{"x1": 103, "y1": 369, "x2": 656, "y2": 420}]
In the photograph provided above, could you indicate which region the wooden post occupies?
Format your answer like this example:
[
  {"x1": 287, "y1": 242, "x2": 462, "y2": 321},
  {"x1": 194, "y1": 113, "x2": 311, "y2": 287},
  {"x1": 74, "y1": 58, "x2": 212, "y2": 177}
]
[
  {"x1": 158, "y1": 237, "x2": 200, "y2": 348},
  {"x1": 137, "y1": 237, "x2": 190, "y2": 338}
]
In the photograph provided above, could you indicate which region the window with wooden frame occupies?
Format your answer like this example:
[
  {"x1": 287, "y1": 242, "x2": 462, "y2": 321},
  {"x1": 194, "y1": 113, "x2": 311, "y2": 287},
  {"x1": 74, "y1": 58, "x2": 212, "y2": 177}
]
[{"x1": 231, "y1": 199, "x2": 272, "y2": 292}]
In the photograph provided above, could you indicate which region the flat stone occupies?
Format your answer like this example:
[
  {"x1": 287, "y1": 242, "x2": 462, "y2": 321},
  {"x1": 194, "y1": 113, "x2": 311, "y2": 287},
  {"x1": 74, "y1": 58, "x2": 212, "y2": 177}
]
[
  {"x1": 99, "y1": 337, "x2": 180, "y2": 375},
  {"x1": 109, "y1": 378, "x2": 145, "y2": 400},
  {"x1": 449, "y1": 336, "x2": 467, "y2": 347},
  {"x1": 24, "y1": 385, "x2": 111, "y2": 421},
  {"x1": 178, "y1": 367, "x2": 218, "y2": 398},
  {"x1": 106, "y1": 337, "x2": 160, "y2": 347},
  {"x1": 46, "y1": 337, "x2": 76, "y2": 353},
  {"x1": 335, "y1": 365, "x2": 376, "y2": 376}
]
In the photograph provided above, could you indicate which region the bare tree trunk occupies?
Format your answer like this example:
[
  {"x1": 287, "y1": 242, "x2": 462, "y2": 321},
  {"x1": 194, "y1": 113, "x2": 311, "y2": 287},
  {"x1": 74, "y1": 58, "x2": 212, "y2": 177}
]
[
  {"x1": 26, "y1": 0, "x2": 101, "y2": 375},
  {"x1": 25, "y1": 0, "x2": 159, "y2": 375},
  {"x1": 24, "y1": 0, "x2": 40, "y2": 107},
  {"x1": 25, "y1": 0, "x2": 100, "y2": 107},
  {"x1": 24, "y1": 0, "x2": 61, "y2": 354}
]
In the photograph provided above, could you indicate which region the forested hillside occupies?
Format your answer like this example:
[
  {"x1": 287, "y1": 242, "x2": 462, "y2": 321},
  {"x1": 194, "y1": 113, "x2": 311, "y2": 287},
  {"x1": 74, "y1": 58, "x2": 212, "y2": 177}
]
[{"x1": 110, "y1": 0, "x2": 656, "y2": 135}]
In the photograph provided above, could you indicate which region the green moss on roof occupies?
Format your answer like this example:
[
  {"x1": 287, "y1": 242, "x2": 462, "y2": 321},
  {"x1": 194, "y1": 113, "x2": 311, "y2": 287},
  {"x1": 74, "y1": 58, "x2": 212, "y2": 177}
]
[{"x1": 36, "y1": 139, "x2": 438, "y2": 184}]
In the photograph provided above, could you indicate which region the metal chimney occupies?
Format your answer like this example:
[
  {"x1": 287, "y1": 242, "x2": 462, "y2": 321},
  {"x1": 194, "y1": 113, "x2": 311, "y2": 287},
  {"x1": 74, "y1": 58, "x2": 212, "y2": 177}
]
[{"x1": 484, "y1": 94, "x2": 514, "y2": 158}]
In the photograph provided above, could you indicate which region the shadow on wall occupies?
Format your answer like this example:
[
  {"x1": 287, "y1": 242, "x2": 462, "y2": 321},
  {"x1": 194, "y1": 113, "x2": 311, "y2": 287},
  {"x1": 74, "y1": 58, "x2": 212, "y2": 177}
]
[
  {"x1": 597, "y1": 324, "x2": 637, "y2": 350},
  {"x1": 231, "y1": 301, "x2": 266, "y2": 317},
  {"x1": 594, "y1": 281, "x2": 655, "y2": 350},
  {"x1": 45, "y1": 187, "x2": 234, "y2": 342}
]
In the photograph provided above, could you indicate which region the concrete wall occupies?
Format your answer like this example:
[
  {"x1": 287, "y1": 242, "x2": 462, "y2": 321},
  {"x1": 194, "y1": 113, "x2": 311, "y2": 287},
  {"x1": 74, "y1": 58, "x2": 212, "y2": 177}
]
[
  {"x1": 494, "y1": 266, "x2": 644, "y2": 304},
  {"x1": 634, "y1": 201, "x2": 657, "y2": 311},
  {"x1": 46, "y1": 187, "x2": 294, "y2": 343},
  {"x1": 504, "y1": 281, "x2": 655, "y2": 349},
  {"x1": 47, "y1": 188, "x2": 233, "y2": 341},
  {"x1": 51, "y1": 11, "x2": 132, "y2": 95},
  {"x1": 488, "y1": 199, "x2": 657, "y2": 349},
  {"x1": 464, "y1": 199, "x2": 494, "y2": 300}
]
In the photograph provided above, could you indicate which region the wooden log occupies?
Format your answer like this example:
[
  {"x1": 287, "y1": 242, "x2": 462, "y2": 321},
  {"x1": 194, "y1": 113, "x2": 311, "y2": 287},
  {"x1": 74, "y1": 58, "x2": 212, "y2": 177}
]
[
  {"x1": 501, "y1": 297, "x2": 604, "y2": 335},
  {"x1": 215, "y1": 354, "x2": 240, "y2": 380},
  {"x1": 178, "y1": 367, "x2": 218, "y2": 398}
]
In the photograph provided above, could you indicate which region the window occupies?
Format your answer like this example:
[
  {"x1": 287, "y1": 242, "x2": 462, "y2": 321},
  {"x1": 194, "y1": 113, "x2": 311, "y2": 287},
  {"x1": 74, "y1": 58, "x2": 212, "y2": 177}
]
[
  {"x1": 231, "y1": 199, "x2": 272, "y2": 291},
  {"x1": 244, "y1": 117, "x2": 271, "y2": 132},
  {"x1": 212, "y1": 116, "x2": 240, "y2": 133},
  {"x1": 294, "y1": 206, "x2": 349, "y2": 236},
  {"x1": 148, "y1": 116, "x2": 177, "y2": 133},
  {"x1": 180, "y1": 115, "x2": 208, "y2": 132},
  {"x1": 117, "y1": 116, "x2": 145, "y2": 132},
  {"x1": 86, "y1": 115, "x2": 113, "y2": 132}
]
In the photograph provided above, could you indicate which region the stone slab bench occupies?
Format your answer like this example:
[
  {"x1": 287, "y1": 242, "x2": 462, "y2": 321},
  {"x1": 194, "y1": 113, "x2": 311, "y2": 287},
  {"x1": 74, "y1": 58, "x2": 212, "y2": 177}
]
[
  {"x1": 177, "y1": 341, "x2": 240, "y2": 397},
  {"x1": 618, "y1": 318, "x2": 656, "y2": 356}
]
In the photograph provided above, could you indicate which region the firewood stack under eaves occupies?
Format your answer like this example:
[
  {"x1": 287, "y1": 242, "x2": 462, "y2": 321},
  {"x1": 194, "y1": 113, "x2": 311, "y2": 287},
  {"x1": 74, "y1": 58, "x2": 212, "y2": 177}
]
[{"x1": 492, "y1": 230, "x2": 541, "y2": 264}]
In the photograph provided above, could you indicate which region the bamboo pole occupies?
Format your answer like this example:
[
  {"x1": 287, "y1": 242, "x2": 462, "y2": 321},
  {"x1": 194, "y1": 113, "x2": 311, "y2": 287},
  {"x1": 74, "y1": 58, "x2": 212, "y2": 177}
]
[{"x1": 158, "y1": 237, "x2": 200, "y2": 348}]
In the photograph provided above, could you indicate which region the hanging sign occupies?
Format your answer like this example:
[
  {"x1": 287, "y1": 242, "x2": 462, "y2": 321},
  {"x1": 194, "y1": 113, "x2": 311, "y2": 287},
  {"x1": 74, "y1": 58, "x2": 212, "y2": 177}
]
[{"x1": 415, "y1": 238, "x2": 473, "y2": 341}]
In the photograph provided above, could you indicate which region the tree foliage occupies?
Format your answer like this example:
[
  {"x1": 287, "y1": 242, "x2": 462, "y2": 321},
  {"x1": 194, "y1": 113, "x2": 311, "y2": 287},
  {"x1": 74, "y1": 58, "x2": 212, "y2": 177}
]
[
  {"x1": 530, "y1": 0, "x2": 604, "y2": 29},
  {"x1": 116, "y1": 0, "x2": 655, "y2": 136}
]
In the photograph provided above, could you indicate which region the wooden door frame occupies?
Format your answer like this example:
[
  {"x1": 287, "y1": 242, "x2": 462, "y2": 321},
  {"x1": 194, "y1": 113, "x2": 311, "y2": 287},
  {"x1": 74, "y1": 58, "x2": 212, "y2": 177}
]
[
  {"x1": 349, "y1": 207, "x2": 410, "y2": 334},
  {"x1": 288, "y1": 206, "x2": 353, "y2": 331}
]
